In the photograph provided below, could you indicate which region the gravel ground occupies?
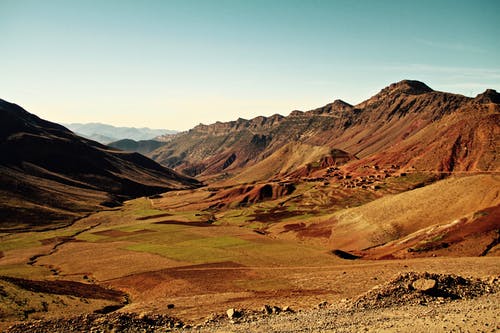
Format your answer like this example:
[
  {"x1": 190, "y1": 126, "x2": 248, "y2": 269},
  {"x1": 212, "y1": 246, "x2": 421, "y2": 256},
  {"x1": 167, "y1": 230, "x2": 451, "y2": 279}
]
[
  {"x1": 6, "y1": 272, "x2": 499, "y2": 333},
  {"x1": 201, "y1": 293, "x2": 499, "y2": 333},
  {"x1": 200, "y1": 272, "x2": 499, "y2": 333}
]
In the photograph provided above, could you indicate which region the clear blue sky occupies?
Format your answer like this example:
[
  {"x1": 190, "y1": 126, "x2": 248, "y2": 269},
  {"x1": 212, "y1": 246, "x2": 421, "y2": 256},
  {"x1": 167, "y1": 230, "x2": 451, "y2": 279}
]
[{"x1": 1, "y1": 0, "x2": 499, "y2": 130}]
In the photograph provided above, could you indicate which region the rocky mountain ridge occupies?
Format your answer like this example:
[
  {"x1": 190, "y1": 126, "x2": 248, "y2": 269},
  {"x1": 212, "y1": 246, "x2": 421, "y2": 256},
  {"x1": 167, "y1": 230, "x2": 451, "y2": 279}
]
[{"x1": 149, "y1": 80, "x2": 499, "y2": 179}]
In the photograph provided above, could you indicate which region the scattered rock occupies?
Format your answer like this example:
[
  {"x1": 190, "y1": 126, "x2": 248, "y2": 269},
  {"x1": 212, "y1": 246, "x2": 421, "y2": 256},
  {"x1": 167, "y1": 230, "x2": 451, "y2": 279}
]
[
  {"x1": 137, "y1": 312, "x2": 148, "y2": 320},
  {"x1": 262, "y1": 304, "x2": 272, "y2": 315},
  {"x1": 262, "y1": 304, "x2": 286, "y2": 315},
  {"x1": 317, "y1": 301, "x2": 328, "y2": 309},
  {"x1": 7, "y1": 312, "x2": 181, "y2": 333},
  {"x1": 226, "y1": 308, "x2": 241, "y2": 319},
  {"x1": 167, "y1": 303, "x2": 175, "y2": 309},
  {"x1": 352, "y1": 272, "x2": 500, "y2": 310},
  {"x1": 5, "y1": 272, "x2": 498, "y2": 332}
]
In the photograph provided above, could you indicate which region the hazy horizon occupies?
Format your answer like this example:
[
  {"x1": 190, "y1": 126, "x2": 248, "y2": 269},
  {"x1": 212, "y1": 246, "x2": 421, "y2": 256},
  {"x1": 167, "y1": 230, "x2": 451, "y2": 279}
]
[{"x1": 1, "y1": 0, "x2": 499, "y2": 130}]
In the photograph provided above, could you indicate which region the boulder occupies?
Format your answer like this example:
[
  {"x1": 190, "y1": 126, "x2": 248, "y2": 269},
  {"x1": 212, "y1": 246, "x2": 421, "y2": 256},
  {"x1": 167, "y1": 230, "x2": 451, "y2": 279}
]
[
  {"x1": 272, "y1": 306, "x2": 281, "y2": 314},
  {"x1": 262, "y1": 304, "x2": 272, "y2": 315},
  {"x1": 412, "y1": 278, "x2": 437, "y2": 292},
  {"x1": 226, "y1": 308, "x2": 241, "y2": 319}
]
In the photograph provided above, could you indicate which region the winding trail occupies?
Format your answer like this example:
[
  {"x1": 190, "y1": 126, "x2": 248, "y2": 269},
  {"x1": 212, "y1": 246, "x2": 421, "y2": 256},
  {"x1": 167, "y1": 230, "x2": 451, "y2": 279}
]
[{"x1": 27, "y1": 222, "x2": 102, "y2": 267}]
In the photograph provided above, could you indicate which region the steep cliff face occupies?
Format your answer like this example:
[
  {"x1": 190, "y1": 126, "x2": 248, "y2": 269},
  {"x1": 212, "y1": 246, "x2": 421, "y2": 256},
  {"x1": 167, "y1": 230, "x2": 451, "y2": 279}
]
[{"x1": 149, "y1": 81, "x2": 499, "y2": 178}]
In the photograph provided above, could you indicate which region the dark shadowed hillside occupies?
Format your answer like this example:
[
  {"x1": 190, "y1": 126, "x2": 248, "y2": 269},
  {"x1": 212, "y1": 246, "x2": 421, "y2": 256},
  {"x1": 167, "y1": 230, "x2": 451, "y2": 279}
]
[
  {"x1": 0, "y1": 99, "x2": 201, "y2": 231},
  {"x1": 108, "y1": 139, "x2": 166, "y2": 155}
]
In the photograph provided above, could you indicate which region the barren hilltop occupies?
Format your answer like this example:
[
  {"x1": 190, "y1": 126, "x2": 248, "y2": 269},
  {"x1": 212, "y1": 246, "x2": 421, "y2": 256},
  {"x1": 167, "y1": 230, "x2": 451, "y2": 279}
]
[{"x1": 0, "y1": 80, "x2": 499, "y2": 332}]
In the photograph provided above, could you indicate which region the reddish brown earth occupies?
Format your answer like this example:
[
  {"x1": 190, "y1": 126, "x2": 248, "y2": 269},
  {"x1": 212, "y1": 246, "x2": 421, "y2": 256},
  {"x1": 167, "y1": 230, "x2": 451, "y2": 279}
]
[
  {"x1": 101, "y1": 257, "x2": 500, "y2": 326},
  {"x1": 107, "y1": 262, "x2": 252, "y2": 297},
  {"x1": 214, "y1": 182, "x2": 296, "y2": 206},
  {"x1": 360, "y1": 204, "x2": 500, "y2": 259},
  {"x1": 282, "y1": 222, "x2": 333, "y2": 239},
  {"x1": 0, "y1": 276, "x2": 126, "y2": 302},
  {"x1": 150, "y1": 81, "x2": 499, "y2": 181},
  {"x1": 281, "y1": 149, "x2": 356, "y2": 179},
  {"x1": 176, "y1": 182, "x2": 297, "y2": 210},
  {"x1": 249, "y1": 209, "x2": 309, "y2": 222}
]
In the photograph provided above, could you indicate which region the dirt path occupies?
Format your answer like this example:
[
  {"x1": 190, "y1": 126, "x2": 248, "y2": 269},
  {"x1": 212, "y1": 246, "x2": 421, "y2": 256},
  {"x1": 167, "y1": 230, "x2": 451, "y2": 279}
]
[{"x1": 27, "y1": 222, "x2": 101, "y2": 272}]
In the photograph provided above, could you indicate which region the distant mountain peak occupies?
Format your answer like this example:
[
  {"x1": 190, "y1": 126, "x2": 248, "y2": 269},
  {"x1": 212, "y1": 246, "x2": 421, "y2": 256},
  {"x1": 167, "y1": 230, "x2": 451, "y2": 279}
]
[
  {"x1": 381, "y1": 80, "x2": 434, "y2": 96},
  {"x1": 332, "y1": 99, "x2": 352, "y2": 108},
  {"x1": 475, "y1": 89, "x2": 500, "y2": 104}
]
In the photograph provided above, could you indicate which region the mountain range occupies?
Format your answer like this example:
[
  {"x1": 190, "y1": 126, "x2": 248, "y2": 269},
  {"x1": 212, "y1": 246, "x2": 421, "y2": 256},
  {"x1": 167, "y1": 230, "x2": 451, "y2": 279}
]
[
  {"x1": 148, "y1": 80, "x2": 499, "y2": 182},
  {"x1": 1, "y1": 79, "x2": 498, "y2": 238},
  {"x1": 63, "y1": 123, "x2": 177, "y2": 144}
]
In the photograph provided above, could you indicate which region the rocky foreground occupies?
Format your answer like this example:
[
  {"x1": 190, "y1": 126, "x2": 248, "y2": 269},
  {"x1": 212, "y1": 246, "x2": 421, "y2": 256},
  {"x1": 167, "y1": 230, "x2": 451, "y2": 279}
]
[{"x1": 6, "y1": 272, "x2": 499, "y2": 333}]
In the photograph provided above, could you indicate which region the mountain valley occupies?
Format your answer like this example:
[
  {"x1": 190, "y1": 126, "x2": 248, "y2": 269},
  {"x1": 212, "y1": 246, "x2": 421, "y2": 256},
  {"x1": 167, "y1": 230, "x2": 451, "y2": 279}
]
[{"x1": 0, "y1": 80, "x2": 499, "y2": 332}]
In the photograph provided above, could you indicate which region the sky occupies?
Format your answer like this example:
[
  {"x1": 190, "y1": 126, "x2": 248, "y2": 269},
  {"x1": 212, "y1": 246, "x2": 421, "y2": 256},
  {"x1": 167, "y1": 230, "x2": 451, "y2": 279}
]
[{"x1": 1, "y1": 0, "x2": 499, "y2": 130}]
